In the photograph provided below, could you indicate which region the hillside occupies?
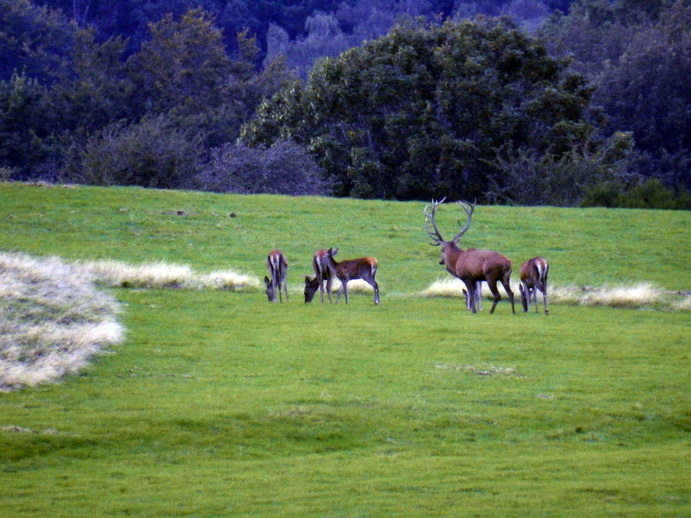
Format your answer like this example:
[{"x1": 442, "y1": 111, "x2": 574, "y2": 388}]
[
  {"x1": 0, "y1": 182, "x2": 689, "y2": 516},
  {"x1": 1, "y1": 183, "x2": 689, "y2": 291}
]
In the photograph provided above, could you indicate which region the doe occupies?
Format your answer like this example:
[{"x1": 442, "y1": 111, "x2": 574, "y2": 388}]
[
  {"x1": 264, "y1": 250, "x2": 288, "y2": 302},
  {"x1": 519, "y1": 257, "x2": 549, "y2": 314},
  {"x1": 305, "y1": 248, "x2": 380, "y2": 304}
]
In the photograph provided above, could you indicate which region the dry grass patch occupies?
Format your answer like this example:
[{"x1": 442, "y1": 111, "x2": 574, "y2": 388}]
[
  {"x1": 419, "y1": 278, "x2": 683, "y2": 310},
  {"x1": 0, "y1": 252, "x2": 124, "y2": 391},
  {"x1": 80, "y1": 259, "x2": 260, "y2": 291}
]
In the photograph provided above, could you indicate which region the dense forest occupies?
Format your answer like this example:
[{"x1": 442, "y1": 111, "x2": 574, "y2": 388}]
[{"x1": 1, "y1": 0, "x2": 689, "y2": 207}]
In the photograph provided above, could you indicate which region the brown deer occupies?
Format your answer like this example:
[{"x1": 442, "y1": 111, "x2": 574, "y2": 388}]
[
  {"x1": 305, "y1": 248, "x2": 380, "y2": 304},
  {"x1": 264, "y1": 250, "x2": 288, "y2": 302},
  {"x1": 304, "y1": 249, "x2": 335, "y2": 303},
  {"x1": 519, "y1": 257, "x2": 549, "y2": 314},
  {"x1": 424, "y1": 198, "x2": 515, "y2": 314}
]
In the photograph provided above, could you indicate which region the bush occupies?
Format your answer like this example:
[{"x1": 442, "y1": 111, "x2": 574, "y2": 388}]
[
  {"x1": 486, "y1": 132, "x2": 638, "y2": 206},
  {"x1": 196, "y1": 140, "x2": 329, "y2": 196},
  {"x1": 583, "y1": 178, "x2": 691, "y2": 210},
  {"x1": 68, "y1": 115, "x2": 203, "y2": 189}
]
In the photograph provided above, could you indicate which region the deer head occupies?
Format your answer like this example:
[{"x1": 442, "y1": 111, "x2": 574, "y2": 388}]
[
  {"x1": 423, "y1": 198, "x2": 476, "y2": 265},
  {"x1": 264, "y1": 276, "x2": 276, "y2": 302}
]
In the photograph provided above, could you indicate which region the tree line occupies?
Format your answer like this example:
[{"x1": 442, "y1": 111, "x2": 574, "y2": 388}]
[{"x1": 1, "y1": 0, "x2": 688, "y2": 208}]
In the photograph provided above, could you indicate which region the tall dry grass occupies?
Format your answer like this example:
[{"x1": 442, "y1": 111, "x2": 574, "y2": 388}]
[
  {"x1": 80, "y1": 259, "x2": 260, "y2": 290},
  {"x1": 418, "y1": 277, "x2": 685, "y2": 310},
  {"x1": 0, "y1": 252, "x2": 124, "y2": 391}
]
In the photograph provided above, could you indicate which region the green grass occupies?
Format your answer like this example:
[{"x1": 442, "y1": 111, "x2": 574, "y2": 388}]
[{"x1": 0, "y1": 183, "x2": 689, "y2": 516}]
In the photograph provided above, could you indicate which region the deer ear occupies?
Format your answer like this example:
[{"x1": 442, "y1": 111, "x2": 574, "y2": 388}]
[
  {"x1": 305, "y1": 276, "x2": 310, "y2": 283},
  {"x1": 331, "y1": 247, "x2": 339, "y2": 256},
  {"x1": 264, "y1": 276, "x2": 270, "y2": 284}
]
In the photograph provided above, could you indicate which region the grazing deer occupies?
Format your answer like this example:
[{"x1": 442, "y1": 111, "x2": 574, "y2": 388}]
[
  {"x1": 519, "y1": 257, "x2": 549, "y2": 314},
  {"x1": 304, "y1": 249, "x2": 335, "y2": 303},
  {"x1": 305, "y1": 248, "x2": 380, "y2": 304},
  {"x1": 424, "y1": 198, "x2": 515, "y2": 314},
  {"x1": 264, "y1": 250, "x2": 288, "y2": 302}
]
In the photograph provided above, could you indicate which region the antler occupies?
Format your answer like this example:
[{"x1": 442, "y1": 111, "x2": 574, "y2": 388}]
[
  {"x1": 423, "y1": 197, "x2": 447, "y2": 246},
  {"x1": 450, "y1": 200, "x2": 476, "y2": 242}
]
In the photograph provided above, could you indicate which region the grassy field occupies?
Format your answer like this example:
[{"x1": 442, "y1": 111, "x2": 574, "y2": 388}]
[{"x1": 0, "y1": 182, "x2": 689, "y2": 516}]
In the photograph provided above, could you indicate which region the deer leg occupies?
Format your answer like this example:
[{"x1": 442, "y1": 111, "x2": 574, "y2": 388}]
[
  {"x1": 500, "y1": 276, "x2": 516, "y2": 314},
  {"x1": 326, "y1": 277, "x2": 333, "y2": 303},
  {"x1": 337, "y1": 278, "x2": 348, "y2": 304},
  {"x1": 463, "y1": 280, "x2": 478, "y2": 314},
  {"x1": 318, "y1": 276, "x2": 325, "y2": 303},
  {"x1": 488, "y1": 281, "x2": 501, "y2": 314},
  {"x1": 521, "y1": 283, "x2": 530, "y2": 312},
  {"x1": 365, "y1": 276, "x2": 380, "y2": 304},
  {"x1": 282, "y1": 272, "x2": 288, "y2": 303},
  {"x1": 475, "y1": 281, "x2": 483, "y2": 312}
]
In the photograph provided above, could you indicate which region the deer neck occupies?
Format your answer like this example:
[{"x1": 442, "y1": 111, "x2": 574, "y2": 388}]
[{"x1": 442, "y1": 241, "x2": 464, "y2": 272}]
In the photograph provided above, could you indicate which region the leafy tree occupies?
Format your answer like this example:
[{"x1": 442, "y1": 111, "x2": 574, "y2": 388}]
[
  {"x1": 242, "y1": 18, "x2": 600, "y2": 201},
  {"x1": 542, "y1": 0, "x2": 690, "y2": 190},
  {"x1": 0, "y1": 73, "x2": 57, "y2": 176},
  {"x1": 0, "y1": 0, "x2": 75, "y2": 83},
  {"x1": 126, "y1": 8, "x2": 231, "y2": 117},
  {"x1": 594, "y1": 1, "x2": 691, "y2": 190},
  {"x1": 49, "y1": 28, "x2": 133, "y2": 138}
]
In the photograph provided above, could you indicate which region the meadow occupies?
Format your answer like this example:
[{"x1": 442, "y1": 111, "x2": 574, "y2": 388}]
[{"x1": 0, "y1": 182, "x2": 689, "y2": 516}]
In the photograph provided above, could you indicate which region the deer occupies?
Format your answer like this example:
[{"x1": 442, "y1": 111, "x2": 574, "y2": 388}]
[
  {"x1": 303, "y1": 249, "x2": 336, "y2": 303},
  {"x1": 264, "y1": 250, "x2": 288, "y2": 302},
  {"x1": 305, "y1": 248, "x2": 380, "y2": 305},
  {"x1": 519, "y1": 257, "x2": 549, "y2": 314},
  {"x1": 424, "y1": 198, "x2": 515, "y2": 314}
]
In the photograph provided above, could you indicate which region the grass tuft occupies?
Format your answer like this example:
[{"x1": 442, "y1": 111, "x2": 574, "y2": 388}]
[
  {"x1": 0, "y1": 252, "x2": 124, "y2": 391},
  {"x1": 81, "y1": 259, "x2": 259, "y2": 291},
  {"x1": 672, "y1": 295, "x2": 691, "y2": 311},
  {"x1": 420, "y1": 278, "x2": 684, "y2": 310}
]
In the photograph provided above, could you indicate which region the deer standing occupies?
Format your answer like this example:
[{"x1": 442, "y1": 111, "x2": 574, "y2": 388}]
[
  {"x1": 424, "y1": 198, "x2": 515, "y2": 314},
  {"x1": 264, "y1": 250, "x2": 288, "y2": 302},
  {"x1": 304, "y1": 249, "x2": 335, "y2": 303},
  {"x1": 305, "y1": 248, "x2": 380, "y2": 304},
  {"x1": 519, "y1": 257, "x2": 549, "y2": 314}
]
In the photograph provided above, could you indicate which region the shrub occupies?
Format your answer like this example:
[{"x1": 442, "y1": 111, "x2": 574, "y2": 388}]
[
  {"x1": 582, "y1": 178, "x2": 691, "y2": 210},
  {"x1": 70, "y1": 114, "x2": 203, "y2": 189},
  {"x1": 196, "y1": 139, "x2": 329, "y2": 196},
  {"x1": 486, "y1": 132, "x2": 638, "y2": 206}
]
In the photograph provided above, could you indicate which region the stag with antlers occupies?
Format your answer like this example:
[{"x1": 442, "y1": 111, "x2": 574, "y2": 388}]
[
  {"x1": 264, "y1": 250, "x2": 288, "y2": 302},
  {"x1": 424, "y1": 198, "x2": 515, "y2": 314},
  {"x1": 519, "y1": 257, "x2": 549, "y2": 314}
]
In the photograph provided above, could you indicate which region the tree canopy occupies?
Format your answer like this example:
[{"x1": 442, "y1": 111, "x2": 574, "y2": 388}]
[
  {"x1": 0, "y1": 0, "x2": 688, "y2": 207},
  {"x1": 242, "y1": 18, "x2": 600, "y2": 200}
]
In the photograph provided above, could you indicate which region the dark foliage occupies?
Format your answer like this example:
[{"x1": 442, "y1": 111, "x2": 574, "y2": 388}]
[
  {"x1": 542, "y1": 0, "x2": 690, "y2": 191},
  {"x1": 196, "y1": 140, "x2": 329, "y2": 195},
  {"x1": 0, "y1": 0, "x2": 687, "y2": 207},
  {"x1": 242, "y1": 18, "x2": 604, "y2": 201},
  {"x1": 68, "y1": 115, "x2": 204, "y2": 189}
]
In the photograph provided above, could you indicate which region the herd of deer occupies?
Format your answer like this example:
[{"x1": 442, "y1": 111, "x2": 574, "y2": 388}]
[{"x1": 264, "y1": 198, "x2": 549, "y2": 314}]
